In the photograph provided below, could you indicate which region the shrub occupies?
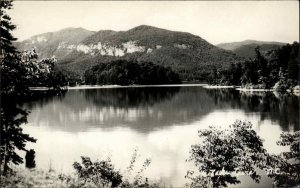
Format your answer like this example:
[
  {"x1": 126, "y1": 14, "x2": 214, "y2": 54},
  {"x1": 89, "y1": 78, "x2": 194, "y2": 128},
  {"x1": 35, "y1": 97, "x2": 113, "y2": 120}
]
[
  {"x1": 186, "y1": 120, "x2": 269, "y2": 187},
  {"x1": 72, "y1": 150, "x2": 158, "y2": 188},
  {"x1": 73, "y1": 156, "x2": 122, "y2": 188}
]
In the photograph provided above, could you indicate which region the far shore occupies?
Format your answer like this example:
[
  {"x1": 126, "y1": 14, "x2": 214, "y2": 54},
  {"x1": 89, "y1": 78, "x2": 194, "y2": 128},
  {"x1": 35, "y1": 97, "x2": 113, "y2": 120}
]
[
  {"x1": 29, "y1": 84, "x2": 208, "y2": 91},
  {"x1": 203, "y1": 85, "x2": 236, "y2": 89},
  {"x1": 29, "y1": 84, "x2": 300, "y2": 95},
  {"x1": 236, "y1": 88, "x2": 274, "y2": 92},
  {"x1": 67, "y1": 83, "x2": 208, "y2": 90}
]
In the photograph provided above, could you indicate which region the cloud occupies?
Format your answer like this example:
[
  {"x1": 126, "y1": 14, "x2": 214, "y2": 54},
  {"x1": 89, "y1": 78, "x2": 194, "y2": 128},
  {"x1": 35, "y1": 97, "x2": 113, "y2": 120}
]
[{"x1": 9, "y1": 1, "x2": 299, "y2": 44}]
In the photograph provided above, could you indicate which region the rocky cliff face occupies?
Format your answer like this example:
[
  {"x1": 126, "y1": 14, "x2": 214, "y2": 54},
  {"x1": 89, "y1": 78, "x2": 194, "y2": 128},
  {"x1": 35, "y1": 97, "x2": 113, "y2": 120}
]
[
  {"x1": 56, "y1": 40, "x2": 145, "y2": 56},
  {"x1": 55, "y1": 40, "x2": 191, "y2": 57}
]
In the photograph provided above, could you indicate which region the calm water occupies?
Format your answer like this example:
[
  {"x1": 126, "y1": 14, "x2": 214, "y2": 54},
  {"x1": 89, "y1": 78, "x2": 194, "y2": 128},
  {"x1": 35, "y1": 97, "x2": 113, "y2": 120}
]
[{"x1": 21, "y1": 85, "x2": 299, "y2": 187}]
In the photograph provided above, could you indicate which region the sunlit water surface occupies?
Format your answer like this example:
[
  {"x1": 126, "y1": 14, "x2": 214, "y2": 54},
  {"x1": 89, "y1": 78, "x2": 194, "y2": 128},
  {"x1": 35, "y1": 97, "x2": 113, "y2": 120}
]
[{"x1": 21, "y1": 85, "x2": 299, "y2": 187}]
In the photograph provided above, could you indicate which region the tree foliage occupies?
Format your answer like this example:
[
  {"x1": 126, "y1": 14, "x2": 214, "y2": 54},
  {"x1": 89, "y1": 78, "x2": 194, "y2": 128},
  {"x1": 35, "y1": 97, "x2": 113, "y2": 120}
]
[
  {"x1": 0, "y1": 0, "x2": 16, "y2": 55},
  {"x1": 0, "y1": 102, "x2": 36, "y2": 174},
  {"x1": 73, "y1": 156, "x2": 123, "y2": 188},
  {"x1": 265, "y1": 131, "x2": 300, "y2": 187},
  {"x1": 1, "y1": 0, "x2": 29, "y2": 96},
  {"x1": 72, "y1": 150, "x2": 157, "y2": 188},
  {"x1": 1, "y1": 0, "x2": 67, "y2": 96},
  {"x1": 84, "y1": 60, "x2": 181, "y2": 85},
  {"x1": 1, "y1": 0, "x2": 60, "y2": 95},
  {"x1": 187, "y1": 120, "x2": 269, "y2": 187}
]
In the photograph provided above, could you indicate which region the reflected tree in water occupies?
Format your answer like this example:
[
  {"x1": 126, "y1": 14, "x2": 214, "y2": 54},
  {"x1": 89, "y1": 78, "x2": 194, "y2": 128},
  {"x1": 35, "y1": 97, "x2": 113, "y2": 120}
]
[
  {"x1": 84, "y1": 87, "x2": 180, "y2": 108},
  {"x1": 206, "y1": 89, "x2": 299, "y2": 131}
]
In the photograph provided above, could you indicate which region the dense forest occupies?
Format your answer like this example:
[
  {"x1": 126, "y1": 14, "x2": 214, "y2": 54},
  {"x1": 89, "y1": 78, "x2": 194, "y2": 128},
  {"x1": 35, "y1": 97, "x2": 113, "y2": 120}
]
[
  {"x1": 84, "y1": 60, "x2": 181, "y2": 85},
  {"x1": 208, "y1": 42, "x2": 299, "y2": 91}
]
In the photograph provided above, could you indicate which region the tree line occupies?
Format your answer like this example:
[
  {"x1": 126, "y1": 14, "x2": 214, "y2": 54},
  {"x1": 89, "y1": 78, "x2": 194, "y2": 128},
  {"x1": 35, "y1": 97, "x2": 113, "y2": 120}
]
[{"x1": 207, "y1": 42, "x2": 299, "y2": 91}]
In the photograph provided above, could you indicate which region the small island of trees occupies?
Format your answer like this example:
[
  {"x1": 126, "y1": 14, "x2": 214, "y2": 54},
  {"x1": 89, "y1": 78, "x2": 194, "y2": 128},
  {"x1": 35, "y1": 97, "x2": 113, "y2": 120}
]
[{"x1": 84, "y1": 60, "x2": 181, "y2": 86}]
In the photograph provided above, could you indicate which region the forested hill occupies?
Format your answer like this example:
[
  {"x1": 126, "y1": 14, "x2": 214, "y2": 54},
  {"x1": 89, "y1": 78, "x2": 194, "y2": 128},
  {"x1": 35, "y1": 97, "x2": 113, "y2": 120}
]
[
  {"x1": 16, "y1": 25, "x2": 243, "y2": 81},
  {"x1": 217, "y1": 40, "x2": 286, "y2": 59},
  {"x1": 217, "y1": 40, "x2": 286, "y2": 51}
]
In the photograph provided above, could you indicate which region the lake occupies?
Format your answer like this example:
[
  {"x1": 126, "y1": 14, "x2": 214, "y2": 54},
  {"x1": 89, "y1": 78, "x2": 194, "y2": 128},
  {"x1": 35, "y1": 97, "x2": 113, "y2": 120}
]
[{"x1": 21, "y1": 85, "x2": 299, "y2": 187}]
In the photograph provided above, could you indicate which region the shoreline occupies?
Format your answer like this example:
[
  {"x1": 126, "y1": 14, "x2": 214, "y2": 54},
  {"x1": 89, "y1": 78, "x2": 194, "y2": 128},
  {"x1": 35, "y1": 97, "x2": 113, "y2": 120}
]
[
  {"x1": 236, "y1": 88, "x2": 274, "y2": 92},
  {"x1": 66, "y1": 83, "x2": 208, "y2": 90},
  {"x1": 29, "y1": 84, "x2": 300, "y2": 95},
  {"x1": 203, "y1": 85, "x2": 236, "y2": 89}
]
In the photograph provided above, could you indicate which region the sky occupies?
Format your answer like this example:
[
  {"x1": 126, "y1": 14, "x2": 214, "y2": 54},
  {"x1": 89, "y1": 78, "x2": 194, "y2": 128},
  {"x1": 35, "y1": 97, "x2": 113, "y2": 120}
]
[{"x1": 8, "y1": 1, "x2": 299, "y2": 45}]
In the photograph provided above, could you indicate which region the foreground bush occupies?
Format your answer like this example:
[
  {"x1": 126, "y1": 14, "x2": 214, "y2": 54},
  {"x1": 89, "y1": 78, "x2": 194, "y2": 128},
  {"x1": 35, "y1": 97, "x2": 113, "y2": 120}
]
[
  {"x1": 1, "y1": 155, "x2": 158, "y2": 188},
  {"x1": 186, "y1": 120, "x2": 268, "y2": 187},
  {"x1": 70, "y1": 150, "x2": 158, "y2": 188},
  {"x1": 266, "y1": 131, "x2": 300, "y2": 187},
  {"x1": 186, "y1": 120, "x2": 300, "y2": 188}
]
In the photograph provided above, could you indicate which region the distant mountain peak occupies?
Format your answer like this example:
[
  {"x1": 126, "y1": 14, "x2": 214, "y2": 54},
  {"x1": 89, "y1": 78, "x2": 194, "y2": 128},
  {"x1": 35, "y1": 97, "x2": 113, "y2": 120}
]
[
  {"x1": 217, "y1": 40, "x2": 286, "y2": 51},
  {"x1": 59, "y1": 27, "x2": 89, "y2": 31},
  {"x1": 130, "y1": 25, "x2": 161, "y2": 30},
  {"x1": 216, "y1": 40, "x2": 287, "y2": 59},
  {"x1": 127, "y1": 25, "x2": 171, "y2": 34},
  {"x1": 96, "y1": 29, "x2": 116, "y2": 33}
]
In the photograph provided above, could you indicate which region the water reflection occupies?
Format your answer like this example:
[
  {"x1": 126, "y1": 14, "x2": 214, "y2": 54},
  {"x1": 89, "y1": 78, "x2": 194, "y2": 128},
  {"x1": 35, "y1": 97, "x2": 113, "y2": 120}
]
[
  {"x1": 84, "y1": 87, "x2": 180, "y2": 108},
  {"x1": 206, "y1": 89, "x2": 299, "y2": 131},
  {"x1": 23, "y1": 86, "x2": 299, "y2": 132},
  {"x1": 24, "y1": 87, "x2": 218, "y2": 132}
]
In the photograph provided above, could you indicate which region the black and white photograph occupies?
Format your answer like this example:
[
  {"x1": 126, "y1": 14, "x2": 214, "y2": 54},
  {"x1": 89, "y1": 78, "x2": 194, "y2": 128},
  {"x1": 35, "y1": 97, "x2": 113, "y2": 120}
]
[{"x1": 0, "y1": 0, "x2": 299, "y2": 187}]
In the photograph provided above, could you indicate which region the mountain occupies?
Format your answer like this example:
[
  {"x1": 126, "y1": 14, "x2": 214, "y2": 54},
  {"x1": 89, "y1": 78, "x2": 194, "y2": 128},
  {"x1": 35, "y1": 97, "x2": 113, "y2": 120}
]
[
  {"x1": 232, "y1": 43, "x2": 287, "y2": 59},
  {"x1": 16, "y1": 27, "x2": 95, "y2": 59},
  {"x1": 217, "y1": 40, "x2": 286, "y2": 59},
  {"x1": 16, "y1": 25, "x2": 243, "y2": 81},
  {"x1": 217, "y1": 40, "x2": 286, "y2": 51}
]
